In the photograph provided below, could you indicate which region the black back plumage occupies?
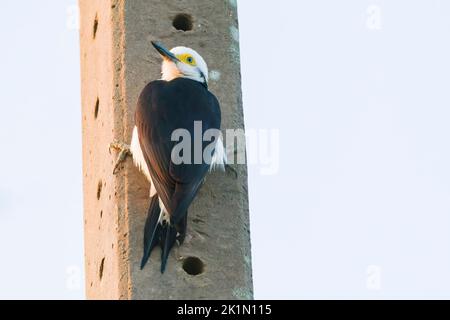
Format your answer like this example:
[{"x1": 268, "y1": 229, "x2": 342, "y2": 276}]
[{"x1": 136, "y1": 78, "x2": 221, "y2": 272}]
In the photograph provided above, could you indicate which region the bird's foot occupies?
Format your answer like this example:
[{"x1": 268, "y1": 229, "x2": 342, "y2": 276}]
[
  {"x1": 109, "y1": 141, "x2": 131, "y2": 174},
  {"x1": 225, "y1": 164, "x2": 238, "y2": 179},
  {"x1": 224, "y1": 147, "x2": 239, "y2": 178}
]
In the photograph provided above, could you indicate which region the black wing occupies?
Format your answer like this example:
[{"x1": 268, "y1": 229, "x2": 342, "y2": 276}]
[{"x1": 135, "y1": 78, "x2": 221, "y2": 224}]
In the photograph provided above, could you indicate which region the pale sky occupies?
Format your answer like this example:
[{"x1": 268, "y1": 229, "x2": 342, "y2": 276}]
[{"x1": 1, "y1": 0, "x2": 450, "y2": 299}]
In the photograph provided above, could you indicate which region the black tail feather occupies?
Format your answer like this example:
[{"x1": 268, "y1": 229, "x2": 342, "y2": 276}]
[
  {"x1": 175, "y1": 213, "x2": 188, "y2": 245},
  {"x1": 140, "y1": 197, "x2": 188, "y2": 273},
  {"x1": 160, "y1": 221, "x2": 177, "y2": 273},
  {"x1": 140, "y1": 196, "x2": 161, "y2": 270}
]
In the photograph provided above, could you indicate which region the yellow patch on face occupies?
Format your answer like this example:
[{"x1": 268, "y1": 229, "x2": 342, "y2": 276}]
[{"x1": 177, "y1": 53, "x2": 197, "y2": 66}]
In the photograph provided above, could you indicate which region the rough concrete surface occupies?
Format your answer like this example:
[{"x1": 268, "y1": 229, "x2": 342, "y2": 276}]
[{"x1": 80, "y1": 0, "x2": 252, "y2": 299}]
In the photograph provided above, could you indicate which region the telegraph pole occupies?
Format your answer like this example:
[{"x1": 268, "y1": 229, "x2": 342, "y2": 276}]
[{"x1": 79, "y1": 0, "x2": 252, "y2": 299}]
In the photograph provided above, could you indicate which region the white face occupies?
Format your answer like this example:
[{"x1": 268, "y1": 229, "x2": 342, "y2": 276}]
[{"x1": 160, "y1": 46, "x2": 209, "y2": 84}]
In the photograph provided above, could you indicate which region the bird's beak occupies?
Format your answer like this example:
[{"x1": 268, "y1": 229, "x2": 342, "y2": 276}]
[{"x1": 151, "y1": 41, "x2": 179, "y2": 63}]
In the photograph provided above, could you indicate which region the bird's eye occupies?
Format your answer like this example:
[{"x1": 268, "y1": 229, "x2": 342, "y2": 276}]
[{"x1": 186, "y1": 56, "x2": 193, "y2": 64}]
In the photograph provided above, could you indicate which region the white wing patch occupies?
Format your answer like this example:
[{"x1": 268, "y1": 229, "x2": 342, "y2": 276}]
[
  {"x1": 210, "y1": 135, "x2": 227, "y2": 172},
  {"x1": 130, "y1": 126, "x2": 157, "y2": 197}
]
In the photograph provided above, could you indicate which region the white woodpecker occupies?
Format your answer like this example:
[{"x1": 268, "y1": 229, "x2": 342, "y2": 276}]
[{"x1": 111, "y1": 41, "x2": 230, "y2": 273}]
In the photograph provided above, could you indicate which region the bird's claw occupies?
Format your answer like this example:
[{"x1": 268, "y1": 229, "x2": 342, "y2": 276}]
[
  {"x1": 225, "y1": 164, "x2": 238, "y2": 179},
  {"x1": 109, "y1": 141, "x2": 131, "y2": 174}
]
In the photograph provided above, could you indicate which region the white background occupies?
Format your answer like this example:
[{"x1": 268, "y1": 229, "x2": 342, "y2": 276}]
[{"x1": 0, "y1": 0, "x2": 449, "y2": 299}]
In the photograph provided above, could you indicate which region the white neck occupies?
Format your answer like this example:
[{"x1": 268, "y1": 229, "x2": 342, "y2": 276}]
[
  {"x1": 161, "y1": 60, "x2": 182, "y2": 81},
  {"x1": 161, "y1": 60, "x2": 205, "y2": 84}
]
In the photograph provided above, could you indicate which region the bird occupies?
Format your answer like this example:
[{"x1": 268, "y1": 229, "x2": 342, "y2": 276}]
[{"x1": 110, "y1": 41, "x2": 228, "y2": 273}]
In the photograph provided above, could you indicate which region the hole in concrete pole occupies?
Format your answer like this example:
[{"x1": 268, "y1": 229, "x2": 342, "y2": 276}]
[
  {"x1": 93, "y1": 14, "x2": 99, "y2": 39},
  {"x1": 99, "y1": 257, "x2": 105, "y2": 280},
  {"x1": 97, "y1": 180, "x2": 102, "y2": 200},
  {"x1": 182, "y1": 257, "x2": 204, "y2": 275},
  {"x1": 94, "y1": 98, "x2": 99, "y2": 119},
  {"x1": 172, "y1": 13, "x2": 193, "y2": 31}
]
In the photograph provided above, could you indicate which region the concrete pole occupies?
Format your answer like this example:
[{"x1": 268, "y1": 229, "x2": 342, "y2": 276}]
[{"x1": 79, "y1": 0, "x2": 253, "y2": 299}]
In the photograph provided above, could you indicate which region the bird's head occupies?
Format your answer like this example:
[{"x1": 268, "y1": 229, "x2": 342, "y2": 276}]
[{"x1": 151, "y1": 41, "x2": 209, "y2": 87}]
